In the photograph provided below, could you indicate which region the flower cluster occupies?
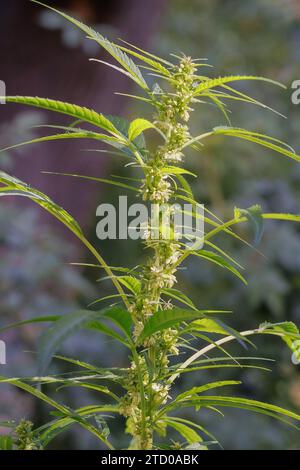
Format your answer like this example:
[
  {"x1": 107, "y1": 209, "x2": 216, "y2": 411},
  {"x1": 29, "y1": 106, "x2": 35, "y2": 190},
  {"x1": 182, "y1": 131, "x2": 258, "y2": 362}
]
[
  {"x1": 173, "y1": 56, "x2": 198, "y2": 122},
  {"x1": 120, "y1": 355, "x2": 173, "y2": 449},
  {"x1": 151, "y1": 121, "x2": 190, "y2": 169},
  {"x1": 141, "y1": 167, "x2": 172, "y2": 203},
  {"x1": 132, "y1": 241, "x2": 181, "y2": 322},
  {"x1": 120, "y1": 358, "x2": 149, "y2": 416},
  {"x1": 151, "y1": 382, "x2": 171, "y2": 406},
  {"x1": 15, "y1": 419, "x2": 41, "y2": 450},
  {"x1": 141, "y1": 56, "x2": 198, "y2": 205},
  {"x1": 156, "y1": 56, "x2": 197, "y2": 125},
  {"x1": 119, "y1": 357, "x2": 152, "y2": 449}
]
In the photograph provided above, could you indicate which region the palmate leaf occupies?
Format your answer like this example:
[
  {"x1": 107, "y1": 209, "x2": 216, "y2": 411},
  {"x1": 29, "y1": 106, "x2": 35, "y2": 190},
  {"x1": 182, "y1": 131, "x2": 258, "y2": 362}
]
[
  {"x1": 45, "y1": 408, "x2": 115, "y2": 449},
  {"x1": 205, "y1": 240, "x2": 243, "y2": 269},
  {"x1": 53, "y1": 355, "x2": 126, "y2": 381},
  {"x1": 212, "y1": 126, "x2": 300, "y2": 163},
  {"x1": 116, "y1": 41, "x2": 172, "y2": 78},
  {"x1": 174, "y1": 381, "x2": 241, "y2": 403},
  {"x1": 0, "y1": 172, "x2": 129, "y2": 308},
  {"x1": 56, "y1": 382, "x2": 119, "y2": 402},
  {"x1": 137, "y1": 308, "x2": 228, "y2": 344},
  {"x1": 20, "y1": 374, "x2": 120, "y2": 400},
  {"x1": 86, "y1": 320, "x2": 131, "y2": 348},
  {"x1": 161, "y1": 166, "x2": 197, "y2": 177},
  {"x1": 105, "y1": 115, "x2": 147, "y2": 150},
  {"x1": 36, "y1": 310, "x2": 101, "y2": 375},
  {"x1": 44, "y1": 172, "x2": 140, "y2": 193},
  {"x1": 174, "y1": 396, "x2": 300, "y2": 429},
  {"x1": 167, "y1": 357, "x2": 273, "y2": 379},
  {"x1": 119, "y1": 40, "x2": 173, "y2": 67},
  {"x1": 0, "y1": 130, "x2": 125, "y2": 155},
  {"x1": 161, "y1": 288, "x2": 197, "y2": 310},
  {"x1": 20, "y1": 122, "x2": 145, "y2": 159},
  {"x1": 128, "y1": 118, "x2": 155, "y2": 141},
  {"x1": 31, "y1": 1, "x2": 148, "y2": 91},
  {"x1": 14, "y1": 130, "x2": 147, "y2": 164},
  {"x1": 162, "y1": 416, "x2": 218, "y2": 447},
  {"x1": 0, "y1": 315, "x2": 59, "y2": 333},
  {"x1": 259, "y1": 321, "x2": 300, "y2": 359},
  {"x1": 4, "y1": 96, "x2": 120, "y2": 134},
  {"x1": 0, "y1": 313, "x2": 131, "y2": 351},
  {"x1": 203, "y1": 91, "x2": 232, "y2": 125},
  {"x1": 117, "y1": 275, "x2": 141, "y2": 294},
  {"x1": 37, "y1": 404, "x2": 119, "y2": 447},
  {"x1": 191, "y1": 249, "x2": 247, "y2": 284},
  {"x1": 189, "y1": 318, "x2": 234, "y2": 335},
  {"x1": 204, "y1": 211, "x2": 300, "y2": 246},
  {"x1": 207, "y1": 88, "x2": 285, "y2": 118},
  {"x1": 170, "y1": 321, "x2": 300, "y2": 383},
  {"x1": 194, "y1": 75, "x2": 285, "y2": 95},
  {"x1": 175, "y1": 193, "x2": 255, "y2": 251},
  {"x1": 89, "y1": 42, "x2": 148, "y2": 90},
  {"x1": 160, "y1": 391, "x2": 300, "y2": 432},
  {"x1": 163, "y1": 419, "x2": 203, "y2": 446},
  {"x1": 0, "y1": 377, "x2": 69, "y2": 414},
  {"x1": 0, "y1": 172, "x2": 82, "y2": 235},
  {"x1": 184, "y1": 126, "x2": 300, "y2": 165},
  {"x1": 1, "y1": 101, "x2": 150, "y2": 161},
  {"x1": 37, "y1": 306, "x2": 132, "y2": 375}
]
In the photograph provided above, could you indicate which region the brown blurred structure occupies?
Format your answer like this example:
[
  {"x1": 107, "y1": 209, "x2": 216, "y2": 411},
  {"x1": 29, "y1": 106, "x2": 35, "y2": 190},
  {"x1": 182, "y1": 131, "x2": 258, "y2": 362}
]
[{"x1": 0, "y1": 0, "x2": 166, "y2": 234}]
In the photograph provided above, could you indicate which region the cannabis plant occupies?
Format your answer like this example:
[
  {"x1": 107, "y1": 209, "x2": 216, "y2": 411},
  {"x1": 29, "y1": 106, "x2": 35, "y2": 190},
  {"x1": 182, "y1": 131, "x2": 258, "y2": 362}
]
[{"x1": 1, "y1": 1, "x2": 300, "y2": 451}]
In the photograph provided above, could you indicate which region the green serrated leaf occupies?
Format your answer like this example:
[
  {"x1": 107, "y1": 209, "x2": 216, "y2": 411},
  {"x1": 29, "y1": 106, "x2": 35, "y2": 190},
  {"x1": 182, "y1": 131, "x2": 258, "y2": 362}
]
[
  {"x1": 194, "y1": 75, "x2": 285, "y2": 95},
  {"x1": 118, "y1": 276, "x2": 141, "y2": 294},
  {"x1": 37, "y1": 306, "x2": 132, "y2": 375},
  {"x1": 259, "y1": 321, "x2": 300, "y2": 361},
  {"x1": 164, "y1": 419, "x2": 202, "y2": 445},
  {"x1": 5, "y1": 96, "x2": 120, "y2": 134},
  {"x1": 161, "y1": 288, "x2": 197, "y2": 310},
  {"x1": 191, "y1": 249, "x2": 247, "y2": 284},
  {"x1": 0, "y1": 171, "x2": 129, "y2": 308},
  {"x1": 175, "y1": 381, "x2": 241, "y2": 402},
  {"x1": 128, "y1": 118, "x2": 155, "y2": 141},
  {"x1": 31, "y1": 1, "x2": 148, "y2": 90},
  {"x1": 190, "y1": 318, "x2": 231, "y2": 335},
  {"x1": 138, "y1": 308, "x2": 226, "y2": 344}
]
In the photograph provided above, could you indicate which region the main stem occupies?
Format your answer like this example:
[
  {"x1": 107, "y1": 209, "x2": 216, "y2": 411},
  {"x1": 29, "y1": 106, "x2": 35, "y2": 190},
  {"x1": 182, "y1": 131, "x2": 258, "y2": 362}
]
[{"x1": 120, "y1": 57, "x2": 197, "y2": 450}]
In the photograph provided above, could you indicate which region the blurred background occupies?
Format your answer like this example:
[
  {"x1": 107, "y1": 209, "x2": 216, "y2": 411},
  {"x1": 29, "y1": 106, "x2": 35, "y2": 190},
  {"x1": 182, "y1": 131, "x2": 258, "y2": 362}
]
[{"x1": 1, "y1": 0, "x2": 300, "y2": 450}]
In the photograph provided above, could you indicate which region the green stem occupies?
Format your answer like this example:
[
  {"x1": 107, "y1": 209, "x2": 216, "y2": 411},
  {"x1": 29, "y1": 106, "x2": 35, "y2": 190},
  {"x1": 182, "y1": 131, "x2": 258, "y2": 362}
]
[{"x1": 131, "y1": 348, "x2": 149, "y2": 449}]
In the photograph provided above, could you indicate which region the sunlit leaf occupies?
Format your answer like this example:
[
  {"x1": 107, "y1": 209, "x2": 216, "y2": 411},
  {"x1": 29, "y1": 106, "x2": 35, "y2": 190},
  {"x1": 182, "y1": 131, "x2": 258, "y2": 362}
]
[
  {"x1": 138, "y1": 308, "x2": 228, "y2": 344},
  {"x1": 37, "y1": 306, "x2": 132, "y2": 374},
  {"x1": 128, "y1": 118, "x2": 155, "y2": 141},
  {"x1": 32, "y1": 1, "x2": 148, "y2": 90}
]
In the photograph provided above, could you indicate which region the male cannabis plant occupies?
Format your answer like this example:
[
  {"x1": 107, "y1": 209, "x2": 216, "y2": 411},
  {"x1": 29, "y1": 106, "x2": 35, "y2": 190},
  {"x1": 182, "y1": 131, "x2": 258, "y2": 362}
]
[{"x1": 1, "y1": 1, "x2": 300, "y2": 450}]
